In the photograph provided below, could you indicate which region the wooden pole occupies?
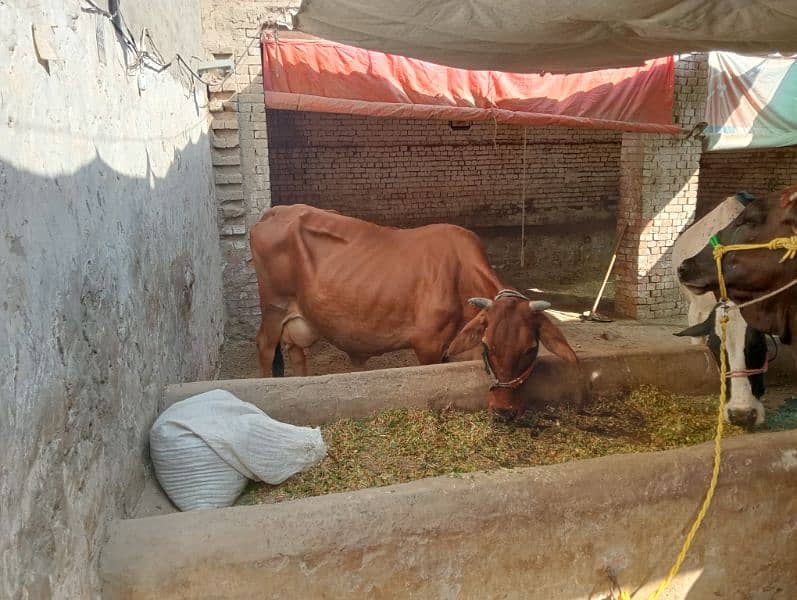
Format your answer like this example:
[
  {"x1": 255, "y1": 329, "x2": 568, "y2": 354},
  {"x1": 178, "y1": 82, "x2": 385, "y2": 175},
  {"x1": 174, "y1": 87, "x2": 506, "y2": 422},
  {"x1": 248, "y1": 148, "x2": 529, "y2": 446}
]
[{"x1": 589, "y1": 223, "x2": 627, "y2": 316}]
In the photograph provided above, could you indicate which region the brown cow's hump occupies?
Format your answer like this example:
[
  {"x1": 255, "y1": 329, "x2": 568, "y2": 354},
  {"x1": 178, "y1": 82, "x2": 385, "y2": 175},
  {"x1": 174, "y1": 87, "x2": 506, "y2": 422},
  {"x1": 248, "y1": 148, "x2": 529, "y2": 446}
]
[
  {"x1": 254, "y1": 205, "x2": 320, "y2": 235},
  {"x1": 260, "y1": 203, "x2": 314, "y2": 221},
  {"x1": 261, "y1": 204, "x2": 355, "y2": 225}
]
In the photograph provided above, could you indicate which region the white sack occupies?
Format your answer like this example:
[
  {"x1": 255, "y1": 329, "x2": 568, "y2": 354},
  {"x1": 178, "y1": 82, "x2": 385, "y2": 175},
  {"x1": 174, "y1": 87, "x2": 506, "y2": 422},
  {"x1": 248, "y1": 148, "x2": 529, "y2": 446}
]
[{"x1": 150, "y1": 389, "x2": 327, "y2": 511}]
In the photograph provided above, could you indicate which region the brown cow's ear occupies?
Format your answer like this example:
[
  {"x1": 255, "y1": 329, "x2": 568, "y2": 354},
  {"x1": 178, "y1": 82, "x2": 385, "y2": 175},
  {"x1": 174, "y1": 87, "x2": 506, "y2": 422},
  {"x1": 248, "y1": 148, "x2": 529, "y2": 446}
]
[
  {"x1": 447, "y1": 312, "x2": 488, "y2": 358},
  {"x1": 537, "y1": 314, "x2": 578, "y2": 364}
]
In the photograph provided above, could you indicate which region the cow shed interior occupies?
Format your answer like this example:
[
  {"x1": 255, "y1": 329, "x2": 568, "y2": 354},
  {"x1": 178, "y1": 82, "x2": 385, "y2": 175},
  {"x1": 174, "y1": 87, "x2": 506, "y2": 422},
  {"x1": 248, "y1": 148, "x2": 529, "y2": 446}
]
[{"x1": 208, "y1": 23, "x2": 797, "y2": 377}]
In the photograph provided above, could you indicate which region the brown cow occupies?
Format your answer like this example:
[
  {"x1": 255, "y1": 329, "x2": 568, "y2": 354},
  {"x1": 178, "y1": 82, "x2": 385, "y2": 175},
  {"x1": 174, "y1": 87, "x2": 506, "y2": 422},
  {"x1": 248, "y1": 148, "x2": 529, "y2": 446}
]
[
  {"x1": 678, "y1": 184, "x2": 797, "y2": 339},
  {"x1": 249, "y1": 204, "x2": 578, "y2": 417}
]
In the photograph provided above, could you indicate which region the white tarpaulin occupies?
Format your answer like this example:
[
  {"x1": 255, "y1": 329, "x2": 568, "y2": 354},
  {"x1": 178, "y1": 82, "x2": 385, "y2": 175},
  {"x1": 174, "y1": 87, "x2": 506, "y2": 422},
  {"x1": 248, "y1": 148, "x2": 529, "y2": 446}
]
[
  {"x1": 705, "y1": 52, "x2": 797, "y2": 151},
  {"x1": 292, "y1": 0, "x2": 797, "y2": 74}
]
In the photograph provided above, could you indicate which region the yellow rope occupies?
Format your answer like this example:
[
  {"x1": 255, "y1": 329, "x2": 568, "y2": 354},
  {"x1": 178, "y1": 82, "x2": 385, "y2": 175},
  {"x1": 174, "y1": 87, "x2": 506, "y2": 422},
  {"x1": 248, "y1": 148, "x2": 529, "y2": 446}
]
[
  {"x1": 637, "y1": 313, "x2": 727, "y2": 600},
  {"x1": 618, "y1": 315, "x2": 728, "y2": 600},
  {"x1": 728, "y1": 236, "x2": 797, "y2": 262},
  {"x1": 616, "y1": 235, "x2": 797, "y2": 599}
]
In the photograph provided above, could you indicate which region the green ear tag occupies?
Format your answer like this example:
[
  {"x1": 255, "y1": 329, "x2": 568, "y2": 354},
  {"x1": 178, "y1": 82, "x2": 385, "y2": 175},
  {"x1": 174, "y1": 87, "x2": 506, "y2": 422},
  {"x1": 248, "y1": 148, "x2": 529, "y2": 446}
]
[{"x1": 709, "y1": 234, "x2": 720, "y2": 248}]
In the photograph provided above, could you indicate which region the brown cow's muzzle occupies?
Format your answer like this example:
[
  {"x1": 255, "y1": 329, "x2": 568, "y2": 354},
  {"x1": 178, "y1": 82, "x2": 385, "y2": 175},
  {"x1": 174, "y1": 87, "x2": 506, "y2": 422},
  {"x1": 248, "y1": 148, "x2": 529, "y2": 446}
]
[
  {"x1": 481, "y1": 340, "x2": 535, "y2": 419},
  {"x1": 488, "y1": 388, "x2": 523, "y2": 420}
]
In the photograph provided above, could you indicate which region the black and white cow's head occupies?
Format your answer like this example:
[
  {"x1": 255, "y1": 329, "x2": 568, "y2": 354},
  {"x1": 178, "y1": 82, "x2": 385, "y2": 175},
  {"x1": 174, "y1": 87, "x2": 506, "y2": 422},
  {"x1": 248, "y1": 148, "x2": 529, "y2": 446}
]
[{"x1": 675, "y1": 302, "x2": 769, "y2": 428}]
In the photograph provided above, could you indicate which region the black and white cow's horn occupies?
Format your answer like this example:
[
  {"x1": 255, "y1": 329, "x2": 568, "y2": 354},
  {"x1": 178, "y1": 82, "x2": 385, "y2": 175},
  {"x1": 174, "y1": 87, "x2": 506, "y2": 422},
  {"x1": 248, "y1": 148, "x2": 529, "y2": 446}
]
[
  {"x1": 529, "y1": 300, "x2": 551, "y2": 312},
  {"x1": 468, "y1": 297, "x2": 493, "y2": 309}
]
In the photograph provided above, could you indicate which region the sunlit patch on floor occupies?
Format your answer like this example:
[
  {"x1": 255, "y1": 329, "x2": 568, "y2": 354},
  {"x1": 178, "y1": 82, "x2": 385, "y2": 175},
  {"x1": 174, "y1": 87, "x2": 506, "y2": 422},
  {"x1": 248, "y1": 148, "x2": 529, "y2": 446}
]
[{"x1": 545, "y1": 309, "x2": 582, "y2": 322}]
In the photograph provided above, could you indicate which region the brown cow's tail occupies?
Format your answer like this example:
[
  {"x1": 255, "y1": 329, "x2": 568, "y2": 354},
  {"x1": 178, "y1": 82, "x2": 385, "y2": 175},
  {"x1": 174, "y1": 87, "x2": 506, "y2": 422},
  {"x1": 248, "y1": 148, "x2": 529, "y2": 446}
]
[{"x1": 272, "y1": 343, "x2": 285, "y2": 377}]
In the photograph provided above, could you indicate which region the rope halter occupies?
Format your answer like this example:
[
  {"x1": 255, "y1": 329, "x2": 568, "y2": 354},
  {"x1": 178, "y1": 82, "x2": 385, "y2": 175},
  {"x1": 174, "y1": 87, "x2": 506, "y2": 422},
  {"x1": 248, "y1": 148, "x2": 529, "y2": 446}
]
[{"x1": 709, "y1": 300, "x2": 777, "y2": 380}]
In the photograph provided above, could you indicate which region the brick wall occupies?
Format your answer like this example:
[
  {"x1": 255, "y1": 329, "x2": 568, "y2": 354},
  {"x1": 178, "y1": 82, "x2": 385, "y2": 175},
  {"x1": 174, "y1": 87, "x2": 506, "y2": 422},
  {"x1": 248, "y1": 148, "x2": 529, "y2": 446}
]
[
  {"x1": 201, "y1": 0, "x2": 301, "y2": 339},
  {"x1": 697, "y1": 146, "x2": 797, "y2": 216},
  {"x1": 267, "y1": 111, "x2": 621, "y2": 226},
  {"x1": 614, "y1": 54, "x2": 708, "y2": 320}
]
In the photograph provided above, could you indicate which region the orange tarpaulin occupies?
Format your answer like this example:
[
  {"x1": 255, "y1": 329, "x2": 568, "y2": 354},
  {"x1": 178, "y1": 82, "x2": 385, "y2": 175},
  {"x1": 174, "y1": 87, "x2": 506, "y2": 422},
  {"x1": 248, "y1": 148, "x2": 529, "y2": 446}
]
[{"x1": 261, "y1": 35, "x2": 681, "y2": 134}]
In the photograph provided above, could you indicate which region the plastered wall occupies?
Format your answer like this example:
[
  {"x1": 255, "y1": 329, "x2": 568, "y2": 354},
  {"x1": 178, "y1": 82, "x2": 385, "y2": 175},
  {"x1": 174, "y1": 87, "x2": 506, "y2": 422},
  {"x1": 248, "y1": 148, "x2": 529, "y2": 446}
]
[{"x1": 0, "y1": 1, "x2": 223, "y2": 595}]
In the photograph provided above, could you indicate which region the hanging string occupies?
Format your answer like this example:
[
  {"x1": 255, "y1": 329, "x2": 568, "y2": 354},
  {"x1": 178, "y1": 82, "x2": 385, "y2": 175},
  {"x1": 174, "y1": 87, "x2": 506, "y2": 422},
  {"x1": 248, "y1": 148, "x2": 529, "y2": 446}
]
[{"x1": 520, "y1": 126, "x2": 528, "y2": 267}]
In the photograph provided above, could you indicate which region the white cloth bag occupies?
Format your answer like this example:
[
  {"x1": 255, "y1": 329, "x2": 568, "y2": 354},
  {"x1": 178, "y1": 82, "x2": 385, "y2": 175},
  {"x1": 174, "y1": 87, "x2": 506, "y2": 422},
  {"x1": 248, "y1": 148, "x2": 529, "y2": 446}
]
[{"x1": 150, "y1": 389, "x2": 327, "y2": 511}]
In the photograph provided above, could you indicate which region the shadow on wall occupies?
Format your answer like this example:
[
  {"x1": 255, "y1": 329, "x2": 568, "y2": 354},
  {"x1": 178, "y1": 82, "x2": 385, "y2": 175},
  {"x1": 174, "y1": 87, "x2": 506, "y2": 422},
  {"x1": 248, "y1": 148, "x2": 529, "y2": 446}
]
[{"x1": 0, "y1": 133, "x2": 223, "y2": 597}]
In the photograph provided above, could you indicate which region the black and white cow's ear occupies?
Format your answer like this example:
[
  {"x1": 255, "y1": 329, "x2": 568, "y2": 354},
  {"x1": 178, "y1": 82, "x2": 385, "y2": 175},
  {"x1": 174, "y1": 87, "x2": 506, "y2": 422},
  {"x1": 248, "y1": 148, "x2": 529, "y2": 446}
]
[{"x1": 674, "y1": 317, "x2": 713, "y2": 338}]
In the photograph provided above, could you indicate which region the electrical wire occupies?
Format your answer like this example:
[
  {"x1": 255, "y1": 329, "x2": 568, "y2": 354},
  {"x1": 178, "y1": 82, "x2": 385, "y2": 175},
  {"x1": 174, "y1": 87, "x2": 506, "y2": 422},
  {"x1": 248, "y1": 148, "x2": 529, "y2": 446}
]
[{"x1": 81, "y1": 0, "x2": 215, "y2": 84}]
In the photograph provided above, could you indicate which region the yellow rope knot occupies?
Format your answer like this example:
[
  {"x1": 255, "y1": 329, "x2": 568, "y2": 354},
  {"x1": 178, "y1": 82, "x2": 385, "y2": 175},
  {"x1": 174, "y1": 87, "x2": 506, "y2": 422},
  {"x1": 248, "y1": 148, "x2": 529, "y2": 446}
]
[
  {"x1": 713, "y1": 236, "x2": 797, "y2": 264},
  {"x1": 768, "y1": 235, "x2": 797, "y2": 262}
]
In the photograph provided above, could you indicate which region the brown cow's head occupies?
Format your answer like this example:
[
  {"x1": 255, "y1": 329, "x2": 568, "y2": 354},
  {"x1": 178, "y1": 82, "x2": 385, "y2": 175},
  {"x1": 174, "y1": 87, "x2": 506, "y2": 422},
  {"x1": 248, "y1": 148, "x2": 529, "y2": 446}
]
[
  {"x1": 446, "y1": 289, "x2": 578, "y2": 418},
  {"x1": 679, "y1": 185, "x2": 797, "y2": 306}
]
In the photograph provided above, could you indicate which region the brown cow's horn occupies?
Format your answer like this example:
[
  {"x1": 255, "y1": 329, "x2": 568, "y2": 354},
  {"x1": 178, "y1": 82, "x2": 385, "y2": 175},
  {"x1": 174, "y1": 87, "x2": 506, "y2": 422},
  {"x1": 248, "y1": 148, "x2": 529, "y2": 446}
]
[
  {"x1": 468, "y1": 297, "x2": 493, "y2": 309},
  {"x1": 529, "y1": 300, "x2": 551, "y2": 312}
]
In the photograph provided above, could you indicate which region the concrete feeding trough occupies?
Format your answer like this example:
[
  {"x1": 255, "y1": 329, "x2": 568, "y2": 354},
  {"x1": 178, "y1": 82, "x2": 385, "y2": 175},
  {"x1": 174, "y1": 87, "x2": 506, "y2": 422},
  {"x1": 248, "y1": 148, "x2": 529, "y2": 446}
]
[
  {"x1": 161, "y1": 345, "x2": 779, "y2": 424},
  {"x1": 100, "y1": 349, "x2": 797, "y2": 598}
]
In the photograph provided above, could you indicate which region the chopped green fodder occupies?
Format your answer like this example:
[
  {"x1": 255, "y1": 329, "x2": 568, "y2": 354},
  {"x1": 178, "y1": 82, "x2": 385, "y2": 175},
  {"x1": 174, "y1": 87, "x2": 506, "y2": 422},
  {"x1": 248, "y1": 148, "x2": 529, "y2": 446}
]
[{"x1": 239, "y1": 386, "x2": 767, "y2": 505}]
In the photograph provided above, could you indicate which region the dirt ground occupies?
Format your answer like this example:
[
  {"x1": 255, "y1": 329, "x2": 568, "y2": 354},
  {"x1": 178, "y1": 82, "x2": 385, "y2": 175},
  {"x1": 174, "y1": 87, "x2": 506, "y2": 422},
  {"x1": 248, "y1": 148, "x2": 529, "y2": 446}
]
[{"x1": 218, "y1": 223, "x2": 637, "y2": 380}]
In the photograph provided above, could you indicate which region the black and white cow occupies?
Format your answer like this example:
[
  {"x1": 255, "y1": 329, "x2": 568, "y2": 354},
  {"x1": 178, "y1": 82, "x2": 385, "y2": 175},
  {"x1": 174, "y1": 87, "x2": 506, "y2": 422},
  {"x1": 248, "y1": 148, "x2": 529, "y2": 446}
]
[{"x1": 675, "y1": 301, "x2": 771, "y2": 428}]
